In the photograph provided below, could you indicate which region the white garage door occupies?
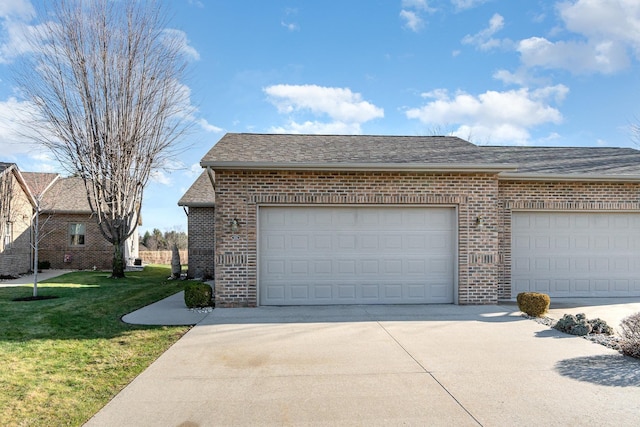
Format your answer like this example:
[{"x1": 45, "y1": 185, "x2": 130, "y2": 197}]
[
  {"x1": 512, "y1": 212, "x2": 640, "y2": 297},
  {"x1": 259, "y1": 206, "x2": 456, "y2": 305}
]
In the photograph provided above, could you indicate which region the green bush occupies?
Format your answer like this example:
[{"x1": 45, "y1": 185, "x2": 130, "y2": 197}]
[
  {"x1": 516, "y1": 292, "x2": 550, "y2": 317},
  {"x1": 554, "y1": 313, "x2": 614, "y2": 336},
  {"x1": 619, "y1": 312, "x2": 640, "y2": 359},
  {"x1": 184, "y1": 282, "x2": 213, "y2": 308}
]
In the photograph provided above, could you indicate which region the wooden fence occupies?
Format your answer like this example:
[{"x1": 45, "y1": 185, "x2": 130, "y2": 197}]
[{"x1": 138, "y1": 250, "x2": 188, "y2": 265}]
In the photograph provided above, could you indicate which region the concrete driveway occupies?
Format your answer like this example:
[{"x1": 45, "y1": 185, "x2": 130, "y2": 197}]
[{"x1": 86, "y1": 304, "x2": 640, "y2": 427}]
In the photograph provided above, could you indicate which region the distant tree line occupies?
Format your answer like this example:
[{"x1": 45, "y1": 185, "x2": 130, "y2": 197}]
[{"x1": 141, "y1": 229, "x2": 187, "y2": 250}]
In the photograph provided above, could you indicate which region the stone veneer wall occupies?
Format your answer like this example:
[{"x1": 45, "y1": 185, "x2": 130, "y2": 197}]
[
  {"x1": 497, "y1": 180, "x2": 640, "y2": 300},
  {"x1": 213, "y1": 170, "x2": 501, "y2": 307}
]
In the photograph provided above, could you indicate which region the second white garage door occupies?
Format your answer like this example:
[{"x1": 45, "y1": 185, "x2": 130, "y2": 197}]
[
  {"x1": 512, "y1": 211, "x2": 640, "y2": 297},
  {"x1": 259, "y1": 206, "x2": 456, "y2": 305}
]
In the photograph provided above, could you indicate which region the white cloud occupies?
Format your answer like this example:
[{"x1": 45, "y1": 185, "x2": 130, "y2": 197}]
[
  {"x1": 281, "y1": 21, "x2": 299, "y2": 31},
  {"x1": 400, "y1": 0, "x2": 435, "y2": 32},
  {"x1": 451, "y1": 0, "x2": 489, "y2": 11},
  {"x1": 405, "y1": 85, "x2": 568, "y2": 144},
  {"x1": 559, "y1": 0, "x2": 640, "y2": 52},
  {"x1": 514, "y1": 0, "x2": 640, "y2": 75},
  {"x1": 462, "y1": 13, "x2": 507, "y2": 50},
  {"x1": 0, "y1": 96, "x2": 41, "y2": 155},
  {"x1": 400, "y1": 10, "x2": 423, "y2": 32},
  {"x1": 197, "y1": 118, "x2": 222, "y2": 133},
  {"x1": 162, "y1": 29, "x2": 200, "y2": 61},
  {"x1": 0, "y1": 0, "x2": 37, "y2": 63},
  {"x1": 281, "y1": 8, "x2": 299, "y2": 32},
  {"x1": 402, "y1": 0, "x2": 435, "y2": 11},
  {"x1": 493, "y1": 69, "x2": 528, "y2": 86},
  {"x1": 150, "y1": 170, "x2": 172, "y2": 186},
  {"x1": 187, "y1": 162, "x2": 203, "y2": 178},
  {"x1": 0, "y1": 0, "x2": 35, "y2": 19},
  {"x1": 518, "y1": 36, "x2": 629, "y2": 74},
  {"x1": 270, "y1": 120, "x2": 364, "y2": 135},
  {"x1": 264, "y1": 84, "x2": 383, "y2": 134}
]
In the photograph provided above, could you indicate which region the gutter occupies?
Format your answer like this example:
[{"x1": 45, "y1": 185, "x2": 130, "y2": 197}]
[
  {"x1": 177, "y1": 202, "x2": 216, "y2": 208},
  {"x1": 200, "y1": 161, "x2": 517, "y2": 173},
  {"x1": 498, "y1": 172, "x2": 640, "y2": 182}
]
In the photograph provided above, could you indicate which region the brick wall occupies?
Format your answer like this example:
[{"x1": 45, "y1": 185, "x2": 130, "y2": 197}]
[
  {"x1": 38, "y1": 213, "x2": 113, "y2": 270},
  {"x1": 497, "y1": 180, "x2": 640, "y2": 299},
  {"x1": 212, "y1": 170, "x2": 501, "y2": 307},
  {"x1": 0, "y1": 174, "x2": 33, "y2": 276},
  {"x1": 186, "y1": 207, "x2": 215, "y2": 278}
]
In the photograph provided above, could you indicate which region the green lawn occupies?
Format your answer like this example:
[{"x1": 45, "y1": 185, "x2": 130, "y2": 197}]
[{"x1": 0, "y1": 266, "x2": 191, "y2": 426}]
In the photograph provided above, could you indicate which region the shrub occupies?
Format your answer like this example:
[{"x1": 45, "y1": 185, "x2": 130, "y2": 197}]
[
  {"x1": 619, "y1": 312, "x2": 640, "y2": 359},
  {"x1": 516, "y1": 292, "x2": 550, "y2": 317},
  {"x1": 555, "y1": 314, "x2": 591, "y2": 336},
  {"x1": 184, "y1": 282, "x2": 213, "y2": 308},
  {"x1": 589, "y1": 317, "x2": 614, "y2": 335},
  {"x1": 553, "y1": 313, "x2": 614, "y2": 336},
  {"x1": 38, "y1": 260, "x2": 51, "y2": 270}
]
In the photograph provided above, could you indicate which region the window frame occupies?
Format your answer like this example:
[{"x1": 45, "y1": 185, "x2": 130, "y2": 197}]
[
  {"x1": 3, "y1": 221, "x2": 12, "y2": 249},
  {"x1": 68, "y1": 223, "x2": 86, "y2": 247}
]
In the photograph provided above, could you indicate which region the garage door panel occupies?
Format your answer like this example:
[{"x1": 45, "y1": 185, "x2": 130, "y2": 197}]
[
  {"x1": 260, "y1": 206, "x2": 456, "y2": 305},
  {"x1": 512, "y1": 212, "x2": 640, "y2": 297}
]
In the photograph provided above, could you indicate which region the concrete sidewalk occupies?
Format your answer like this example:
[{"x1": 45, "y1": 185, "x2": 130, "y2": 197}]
[
  {"x1": 122, "y1": 291, "x2": 212, "y2": 326},
  {"x1": 0, "y1": 269, "x2": 71, "y2": 287},
  {"x1": 87, "y1": 303, "x2": 640, "y2": 426}
]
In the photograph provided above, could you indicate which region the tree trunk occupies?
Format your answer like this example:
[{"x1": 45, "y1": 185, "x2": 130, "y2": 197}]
[
  {"x1": 32, "y1": 211, "x2": 39, "y2": 297},
  {"x1": 112, "y1": 240, "x2": 126, "y2": 278}
]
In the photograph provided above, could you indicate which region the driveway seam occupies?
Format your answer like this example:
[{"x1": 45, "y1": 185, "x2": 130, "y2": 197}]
[{"x1": 375, "y1": 320, "x2": 484, "y2": 427}]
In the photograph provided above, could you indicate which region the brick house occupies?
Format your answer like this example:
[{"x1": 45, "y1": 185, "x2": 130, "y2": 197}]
[
  {"x1": 21, "y1": 173, "x2": 139, "y2": 271},
  {"x1": 183, "y1": 133, "x2": 640, "y2": 307},
  {"x1": 0, "y1": 163, "x2": 36, "y2": 276},
  {"x1": 178, "y1": 171, "x2": 215, "y2": 279}
]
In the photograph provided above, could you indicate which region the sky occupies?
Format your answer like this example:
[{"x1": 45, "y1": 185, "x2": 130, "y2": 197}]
[{"x1": 2, "y1": 0, "x2": 640, "y2": 234}]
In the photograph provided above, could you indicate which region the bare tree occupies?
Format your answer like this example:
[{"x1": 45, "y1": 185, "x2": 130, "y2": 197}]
[
  {"x1": 20, "y1": 173, "x2": 60, "y2": 297},
  {"x1": 15, "y1": 0, "x2": 192, "y2": 278}
]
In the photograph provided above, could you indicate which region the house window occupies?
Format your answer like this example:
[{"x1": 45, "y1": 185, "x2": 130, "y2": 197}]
[
  {"x1": 69, "y1": 223, "x2": 86, "y2": 246},
  {"x1": 3, "y1": 222, "x2": 12, "y2": 249}
]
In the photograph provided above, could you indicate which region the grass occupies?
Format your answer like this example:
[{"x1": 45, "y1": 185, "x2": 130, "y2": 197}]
[{"x1": 0, "y1": 265, "x2": 191, "y2": 427}]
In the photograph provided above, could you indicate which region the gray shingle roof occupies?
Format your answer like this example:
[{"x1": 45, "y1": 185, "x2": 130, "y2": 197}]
[
  {"x1": 178, "y1": 171, "x2": 215, "y2": 207},
  {"x1": 200, "y1": 133, "x2": 509, "y2": 170},
  {"x1": 41, "y1": 176, "x2": 92, "y2": 213},
  {"x1": 199, "y1": 133, "x2": 640, "y2": 178},
  {"x1": 483, "y1": 146, "x2": 640, "y2": 176},
  {"x1": 21, "y1": 172, "x2": 60, "y2": 197}
]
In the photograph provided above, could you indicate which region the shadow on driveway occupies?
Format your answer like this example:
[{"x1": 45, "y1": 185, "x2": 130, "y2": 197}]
[{"x1": 555, "y1": 354, "x2": 640, "y2": 387}]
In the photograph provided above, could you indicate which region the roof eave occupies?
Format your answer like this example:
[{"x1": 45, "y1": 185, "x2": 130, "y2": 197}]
[
  {"x1": 40, "y1": 209, "x2": 93, "y2": 215},
  {"x1": 177, "y1": 201, "x2": 215, "y2": 207},
  {"x1": 200, "y1": 161, "x2": 517, "y2": 173},
  {"x1": 499, "y1": 172, "x2": 640, "y2": 182}
]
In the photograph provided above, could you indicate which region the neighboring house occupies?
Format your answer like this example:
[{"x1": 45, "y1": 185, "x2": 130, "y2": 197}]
[
  {"x1": 178, "y1": 171, "x2": 215, "y2": 279},
  {"x1": 182, "y1": 133, "x2": 640, "y2": 307},
  {"x1": 21, "y1": 173, "x2": 139, "y2": 271},
  {"x1": 0, "y1": 163, "x2": 36, "y2": 277}
]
